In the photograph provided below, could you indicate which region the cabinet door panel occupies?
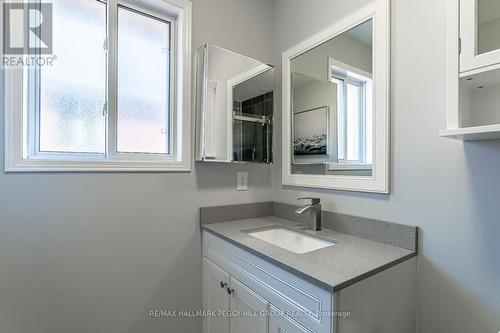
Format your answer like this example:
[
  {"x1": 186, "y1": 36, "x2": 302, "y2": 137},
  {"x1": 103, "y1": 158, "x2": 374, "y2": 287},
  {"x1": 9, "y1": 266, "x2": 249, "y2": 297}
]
[
  {"x1": 460, "y1": 0, "x2": 500, "y2": 73},
  {"x1": 229, "y1": 277, "x2": 269, "y2": 333},
  {"x1": 203, "y1": 231, "x2": 332, "y2": 333},
  {"x1": 203, "y1": 258, "x2": 230, "y2": 333},
  {"x1": 269, "y1": 306, "x2": 315, "y2": 333}
]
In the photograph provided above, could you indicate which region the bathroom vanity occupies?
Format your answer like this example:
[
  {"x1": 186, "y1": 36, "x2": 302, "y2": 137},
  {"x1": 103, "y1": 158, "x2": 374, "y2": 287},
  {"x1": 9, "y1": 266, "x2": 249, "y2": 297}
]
[
  {"x1": 201, "y1": 205, "x2": 417, "y2": 333},
  {"x1": 199, "y1": 1, "x2": 417, "y2": 331}
]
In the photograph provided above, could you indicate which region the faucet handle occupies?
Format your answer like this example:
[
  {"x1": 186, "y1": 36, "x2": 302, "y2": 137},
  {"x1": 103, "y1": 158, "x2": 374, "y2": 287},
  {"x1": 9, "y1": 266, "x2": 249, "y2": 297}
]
[{"x1": 297, "y1": 197, "x2": 320, "y2": 205}]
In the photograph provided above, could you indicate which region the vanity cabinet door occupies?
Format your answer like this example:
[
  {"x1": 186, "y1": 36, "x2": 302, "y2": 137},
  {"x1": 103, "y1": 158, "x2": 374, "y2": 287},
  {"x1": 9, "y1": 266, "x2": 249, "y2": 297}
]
[
  {"x1": 203, "y1": 258, "x2": 230, "y2": 333},
  {"x1": 269, "y1": 306, "x2": 315, "y2": 333},
  {"x1": 229, "y1": 277, "x2": 269, "y2": 333}
]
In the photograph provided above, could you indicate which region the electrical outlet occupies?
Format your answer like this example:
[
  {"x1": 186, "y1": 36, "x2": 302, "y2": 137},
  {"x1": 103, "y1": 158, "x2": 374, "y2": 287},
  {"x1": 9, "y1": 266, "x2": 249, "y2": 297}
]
[{"x1": 237, "y1": 172, "x2": 248, "y2": 191}]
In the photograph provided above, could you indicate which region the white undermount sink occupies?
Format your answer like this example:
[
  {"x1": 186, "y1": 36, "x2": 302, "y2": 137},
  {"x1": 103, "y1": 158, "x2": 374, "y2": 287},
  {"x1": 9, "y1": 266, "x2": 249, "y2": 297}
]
[{"x1": 245, "y1": 226, "x2": 335, "y2": 254}]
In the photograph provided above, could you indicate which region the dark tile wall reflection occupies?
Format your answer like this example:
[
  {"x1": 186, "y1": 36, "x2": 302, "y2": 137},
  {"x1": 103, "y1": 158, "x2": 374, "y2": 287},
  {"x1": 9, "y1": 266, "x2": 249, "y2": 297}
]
[
  {"x1": 233, "y1": 92, "x2": 273, "y2": 163},
  {"x1": 242, "y1": 91, "x2": 273, "y2": 116}
]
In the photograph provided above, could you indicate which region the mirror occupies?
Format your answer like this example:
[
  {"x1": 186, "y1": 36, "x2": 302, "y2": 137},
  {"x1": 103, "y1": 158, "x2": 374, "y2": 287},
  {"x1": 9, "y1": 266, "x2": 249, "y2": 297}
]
[
  {"x1": 232, "y1": 70, "x2": 274, "y2": 163},
  {"x1": 291, "y1": 19, "x2": 373, "y2": 176},
  {"x1": 477, "y1": 0, "x2": 500, "y2": 55},
  {"x1": 195, "y1": 44, "x2": 274, "y2": 163},
  {"x1": 282, "y1": 1, "x2": 390, "y2": 193}
]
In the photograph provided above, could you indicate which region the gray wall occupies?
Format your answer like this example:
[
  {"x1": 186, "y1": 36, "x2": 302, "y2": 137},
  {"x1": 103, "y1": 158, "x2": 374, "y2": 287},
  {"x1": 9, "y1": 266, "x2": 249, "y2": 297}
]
[
  {"x1": 272, "y1": 0, "x2": 500, "y2": 332},
  {"x1": 2, "y1": 1, "x2": 500, "y2": 333},
  {"x1": 0, "y1": 0, "x2": 273, "y2": 332}
]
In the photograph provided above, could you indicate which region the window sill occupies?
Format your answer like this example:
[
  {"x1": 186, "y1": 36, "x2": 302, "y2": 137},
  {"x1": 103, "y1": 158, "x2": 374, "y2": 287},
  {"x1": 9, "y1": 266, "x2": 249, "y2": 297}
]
[
  {"x1": 327, "y1": 164, "x2": 373, "y2": 171},
  {"x1": 4, "y1": 158, "x2": 191, "y2": 173}
]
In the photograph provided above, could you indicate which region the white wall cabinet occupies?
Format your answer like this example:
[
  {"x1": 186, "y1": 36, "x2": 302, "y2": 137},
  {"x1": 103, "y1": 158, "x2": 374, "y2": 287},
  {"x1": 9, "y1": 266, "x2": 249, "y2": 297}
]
[
  {"x1": 202, "y1": 231, "x2": 417, "y2": 333},
  {"x1": 459, "y1": 0, "x2": 500, "y2": 74},
  {"x1": 442, "y1": 0, "x2": 500, "y2": 141}
]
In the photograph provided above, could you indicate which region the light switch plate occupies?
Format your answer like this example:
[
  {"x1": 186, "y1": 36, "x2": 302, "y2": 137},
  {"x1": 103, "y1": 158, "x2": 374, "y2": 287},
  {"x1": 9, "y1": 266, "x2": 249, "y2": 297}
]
[{"x1": 237, "y1": 171, "x2": 248, "y2": 191}]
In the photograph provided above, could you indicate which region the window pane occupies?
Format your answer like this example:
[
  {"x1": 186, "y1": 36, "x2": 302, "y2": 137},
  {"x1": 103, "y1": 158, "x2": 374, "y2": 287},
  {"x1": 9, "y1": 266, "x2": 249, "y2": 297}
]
[
  {"x1": 39, "y1": 0, "x2": 106, "y2": 153},
  {"x1": 117, "y1": 7, "x2": 171, "y2": 154},
  {"x1": 346, "y1": 83, "x2": 360, "y2": 161},
  {"x1": 365, "y1": 82, "x2": 373, "y2": 164},
  {"x1": 334, "y1": 79, "x2": 345, "y2": 160}
]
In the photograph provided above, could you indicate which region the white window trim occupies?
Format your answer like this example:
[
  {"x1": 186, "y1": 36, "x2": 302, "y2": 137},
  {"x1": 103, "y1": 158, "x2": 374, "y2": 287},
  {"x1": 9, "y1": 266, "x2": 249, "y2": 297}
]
[{"x1": 3, "y1": 0, "x2": 192, "y2": 172}]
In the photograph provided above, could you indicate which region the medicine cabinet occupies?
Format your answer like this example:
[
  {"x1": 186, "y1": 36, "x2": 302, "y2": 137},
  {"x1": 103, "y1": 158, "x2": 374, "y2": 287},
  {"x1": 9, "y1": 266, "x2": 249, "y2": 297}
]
[{"x1": 194, "y1": 44, "x2": 274, "y2": 163}]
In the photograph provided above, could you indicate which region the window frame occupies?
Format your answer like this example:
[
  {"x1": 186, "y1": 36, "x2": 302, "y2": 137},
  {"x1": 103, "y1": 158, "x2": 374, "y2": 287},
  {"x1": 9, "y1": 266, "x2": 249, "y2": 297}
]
[
  {"x1": 114, "y1": 2, "x2": 174, "y2": 158},
  {"x1": 3, "y1": 0, "x2": 192, "y2": 172},
  {"x1": 28, "y1": 0, "x2": 108, "y2": 159},
  {"x1": 329, "y1": 57, "x2": 372, "y2": 166}
]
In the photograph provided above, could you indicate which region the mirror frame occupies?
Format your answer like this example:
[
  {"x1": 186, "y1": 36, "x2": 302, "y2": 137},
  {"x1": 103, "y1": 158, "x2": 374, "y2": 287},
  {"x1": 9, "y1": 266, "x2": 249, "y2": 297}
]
[{"x1": 281, "y1": 0, "x2": 390, "y2": 193}]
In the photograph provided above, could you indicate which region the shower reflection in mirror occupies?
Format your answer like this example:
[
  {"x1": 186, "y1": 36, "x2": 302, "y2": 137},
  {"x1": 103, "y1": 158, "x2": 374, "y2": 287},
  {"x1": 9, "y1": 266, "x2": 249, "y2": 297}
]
[
  {"x1": 195, "y1": 44, "x2": 274, "y2": 164},
  {"x1": 291, "y1": 19, "x2": 373, "y2": 176}
]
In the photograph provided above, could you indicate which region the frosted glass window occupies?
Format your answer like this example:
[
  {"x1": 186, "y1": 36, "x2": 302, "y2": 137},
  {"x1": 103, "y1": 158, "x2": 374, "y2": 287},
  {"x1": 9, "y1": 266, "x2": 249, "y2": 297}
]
[
  {"x1": 346, "y1": 83, "x2": 361, "y2": 161},
  {"x1": 117, "y1": 6, "x2": 171, "y2": 154},
  {"x1": 39, "y1": 0, "x2": 107, "y2": 154},
  {"x1": 6, "y1": 0, "x2": 191, "y2": 172}
]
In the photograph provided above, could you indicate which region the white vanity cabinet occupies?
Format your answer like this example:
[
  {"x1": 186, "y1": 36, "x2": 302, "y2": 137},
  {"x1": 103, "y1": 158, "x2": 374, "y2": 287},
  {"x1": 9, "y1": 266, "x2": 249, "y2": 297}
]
[
  {"x1": 269, "y1": 305, "x2": 315, "y2": 333},
  {"x1": 203, "y1": 231, "x2": 333, "y2": 333},
  {"x1": 202, "y1": 230, "x2": 417, "y2": 333},
  {"x1": 203, "y1": 261, "x2": 316, "y2": 333},
  {"x1": 202, "y1": 257, "x2": 230, "y2": 333},
  {"x1": 203, "y1": 257, "x2": 269, "y2": 333},
  {"x1": 228, "y1": 277, "x2": 269, "y2": 333}
]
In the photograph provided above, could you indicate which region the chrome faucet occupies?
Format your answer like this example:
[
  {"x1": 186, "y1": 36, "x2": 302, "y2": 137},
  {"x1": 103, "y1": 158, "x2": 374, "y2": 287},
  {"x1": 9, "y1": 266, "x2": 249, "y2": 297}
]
[{"x1": 295, "y1": 197, "x2": 322, "y2": 231}]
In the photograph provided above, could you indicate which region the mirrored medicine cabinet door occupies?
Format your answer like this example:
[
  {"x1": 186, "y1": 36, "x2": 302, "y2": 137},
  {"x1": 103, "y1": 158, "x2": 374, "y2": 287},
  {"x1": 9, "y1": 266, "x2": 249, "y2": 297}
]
[{"x1": 195, "y1": 44, "x2": 274, "y2": 164}]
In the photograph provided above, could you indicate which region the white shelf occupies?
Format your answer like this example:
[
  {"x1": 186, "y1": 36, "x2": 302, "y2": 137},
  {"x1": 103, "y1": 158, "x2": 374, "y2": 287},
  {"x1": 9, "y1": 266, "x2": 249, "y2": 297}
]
[
  {"x1": 440, "y1": 124, "x2": 500, "y2": 141},
  {"x1": 444, "y1": 0, "x2": 500, "y2": 143}
]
